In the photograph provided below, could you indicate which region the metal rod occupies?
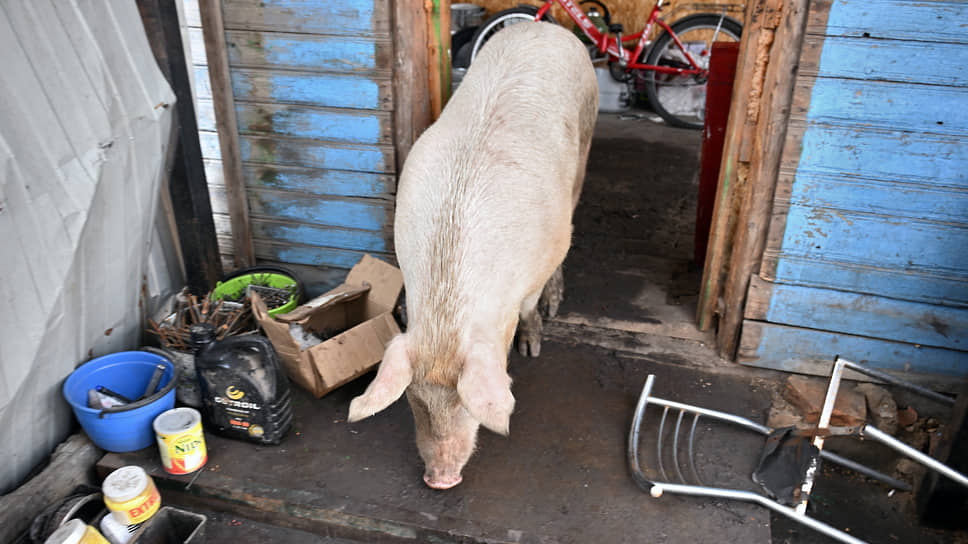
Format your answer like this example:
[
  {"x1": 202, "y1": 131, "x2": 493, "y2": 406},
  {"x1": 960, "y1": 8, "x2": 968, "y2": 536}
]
[
  {"x1": 862, "y1": 425, "x2": 968, "y2": 488},
  {"x1": 673, "y1": 410, "x2": 686, "y2": 484},
  {"x1": 820, "y1": 450, "x2": 911, "y2": 491},
  {"x1": 658, "y1": 406, "x2": 670, "y2": 481},
  {"x1": 649, "y1": 482, "x2": 868, "y2": 544},
  {"x1": 797, "y1": 357, "x2": 848, "y2": 514},
  {"x1": 838, "y1": 358, "x2": 954, "y2": 406},
  {"x1": 627, "y1": 375, "x2": 655, "y2": 493},
  {"x1": 646, "y1": 396, "x2": 772, "y2": 434},
  {"x1": 689, "y1": 413, "x2": 703, "y2": 485}
]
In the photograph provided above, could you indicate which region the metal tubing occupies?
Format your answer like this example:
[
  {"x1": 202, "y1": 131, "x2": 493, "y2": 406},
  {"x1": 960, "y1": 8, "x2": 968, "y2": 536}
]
[
  {"x1": 838, "y1": 358, "x2": 954, "y2": 406},
  {"x1": 658, "y1": 406, "x2": 670, "y2": 481},
  {"x1": 688, "y1": 414, "x2": 703, "y2": 485},
  {"x1": 646, "y1": 396, "x2": 772, "y2": 434},
  {"x1": 862, "y1": 425, "x2": 968, "y2": 489},
  {"x1": 673, "y1": 410, "x2": 686, "y2": 484},
  {"x1": 649, "y1": 482, "x2": 868, "y2": 544},
  {"x1": 797, "y1": 358, "x2": 848, "y2": 514},
  {"x1": 820, "y1": 450, "x2": 911, "y2": 491}
]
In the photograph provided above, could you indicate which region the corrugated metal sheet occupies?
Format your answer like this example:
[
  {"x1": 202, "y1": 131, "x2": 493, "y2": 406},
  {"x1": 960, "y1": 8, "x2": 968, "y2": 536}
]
[
  {"x1": 738, "y1": 0, "x2": 968, "y2": 382},
  {"x1": 0, "y1": 1, "x2": 179, "y2": 493},
  {"x1": 183, "y1": 0, "x2": 397, "y2": 292}
]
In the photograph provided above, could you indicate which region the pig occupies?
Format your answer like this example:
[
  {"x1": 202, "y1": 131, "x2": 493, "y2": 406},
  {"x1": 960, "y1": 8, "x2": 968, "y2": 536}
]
[{"x1": 347, "y1": 21, "x2": 598, "y2": 489}]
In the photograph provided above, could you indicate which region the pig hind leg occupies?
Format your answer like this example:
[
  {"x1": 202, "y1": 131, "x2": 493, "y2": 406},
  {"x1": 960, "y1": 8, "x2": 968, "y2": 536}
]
[
  {"x1": 516, "y1": 289, "x2": 544, "y2": 357},
  {"x1": 538, "y1": 264, "x2": 564, "y2": 319}
]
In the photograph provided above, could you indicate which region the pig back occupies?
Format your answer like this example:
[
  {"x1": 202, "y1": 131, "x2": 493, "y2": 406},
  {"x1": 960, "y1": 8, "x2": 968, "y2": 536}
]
[{"x1": 395, "y1": 21, "x2": 598, "y2": 344}]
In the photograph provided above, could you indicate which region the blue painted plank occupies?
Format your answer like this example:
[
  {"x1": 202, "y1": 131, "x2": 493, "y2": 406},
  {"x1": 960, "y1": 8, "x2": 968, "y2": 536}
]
[
  {"x1": 757, "y1": 282, "x2": 967, "y2": 351},
  {"x1": 810, "y1": 36, "x2": 968, "y2": 87},
  {"x1": 779, "y1": 204, "x2": 968, "y2": 276},
  {"x1": 244, "y1": 164, "x2": 394, "y2": 199},
  {"x1": 199, "y1": 132, "x2": 394, "y2": 173},
  {"x1": 805, "y1": 78, "x2": 968, "y2": 135},
  {"x1": 793, "y1": 125, "x2": 968, "y2": 190},
  {"x1": 788, "y1": 175, "x2": 968, "y2": 224},
  {"x1": 253, "y1": 241, "x2": 392, "y2": 269},
  {"x1": 770, "y1": 256, "x2": 967, "y2": 308},
  {"x1": 739, "y1": 321, "x2": 968, "y2": 379},
  {"x1": 197, "y1": 100, "x2": 391, "y2": 144},
  {"x1": 821, "y1": 0, "x2": 968, "y2": 44},
  {"x1": 250, "y1": 220, "x2": 391, "y2": 253},
  {"x1": 221, "y1": 0, "x2": 389, "y2": 36},
  {"x1": 193, "y1": 66, "x2": 392, "y2": 110},
  {"x1": 189, "y1": 28, "x2": 392, "y2": 73},
  {"x1": 247, "y1": 192, "x2": 392, "y2": 232}
]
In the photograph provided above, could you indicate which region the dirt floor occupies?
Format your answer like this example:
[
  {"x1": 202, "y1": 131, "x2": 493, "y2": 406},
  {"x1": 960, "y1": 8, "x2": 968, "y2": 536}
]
[{"x1": 95, "y1": 112, "x2": 968, "y2": 543}]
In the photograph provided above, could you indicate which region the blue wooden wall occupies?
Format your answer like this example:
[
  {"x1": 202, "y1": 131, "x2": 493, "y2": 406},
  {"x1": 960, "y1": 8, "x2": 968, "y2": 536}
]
[
  {"x1": 738, "y1": 0, "x2": 968, "y2": 383},
  {"x1": 184, "y1": 0, "x2": 397, "y2": 288}
]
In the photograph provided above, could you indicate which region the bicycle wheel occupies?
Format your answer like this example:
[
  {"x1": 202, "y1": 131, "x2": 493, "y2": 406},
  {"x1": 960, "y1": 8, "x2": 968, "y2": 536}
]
[
  {"x1": 468, "y1": 6, "x2": 557, "y2": 63},
  {"x1": 643, "y1": 14, "x2": 742, "y2": 129}
]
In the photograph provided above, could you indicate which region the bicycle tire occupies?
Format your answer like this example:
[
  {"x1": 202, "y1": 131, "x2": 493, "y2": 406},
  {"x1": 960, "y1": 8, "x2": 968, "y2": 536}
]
[
  {"x1": 643, "y1": 14, "x2": 742, "y2": 129},
  {"x1": 468, "y1": 6, "x2": 557, "y2": 64}
]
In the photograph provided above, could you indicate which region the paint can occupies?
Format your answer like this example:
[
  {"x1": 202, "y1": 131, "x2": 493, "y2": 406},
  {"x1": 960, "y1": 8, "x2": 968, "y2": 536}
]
[
  {"x1": 153, "y1": 407, "x2": 207, "y2": 474},
  {"x1": 43, "y1": 519, "x2": 110, "y2": 544},
  {"x1": 101, "y1": 466, "x2": 161, "y2": 527}
]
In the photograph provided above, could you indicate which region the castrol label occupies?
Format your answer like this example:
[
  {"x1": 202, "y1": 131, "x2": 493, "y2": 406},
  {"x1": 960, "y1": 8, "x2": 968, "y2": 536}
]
[
  {"x1": 153, "y1": 408, "x2": 207, "y2": 474},
  {"x1": 102, "y1": 466, "x2": 161, "y2": 526}
]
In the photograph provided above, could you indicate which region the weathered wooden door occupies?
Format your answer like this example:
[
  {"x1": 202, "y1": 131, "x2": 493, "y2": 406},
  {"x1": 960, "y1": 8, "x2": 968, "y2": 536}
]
[{"x1": 738, "y1": 0, "x2": 968, "y2": 383}]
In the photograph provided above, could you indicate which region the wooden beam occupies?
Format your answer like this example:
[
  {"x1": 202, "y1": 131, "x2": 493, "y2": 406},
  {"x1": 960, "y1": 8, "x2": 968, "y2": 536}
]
[
  {"x1": 716, "y1": 0, "x2": 810, "y2": 359},
  {"x1": 393, "y1": 0, "x2": 433, "y2": 173},
  {"x1": 198, "y1": 0, "x2": 255, "y2": 268},
  {"x1": 696, "y1": 0, "x2": 780, "y2": 331},
  {"x1": 137, "y1": 0, "x2": 223, "y2": 294},
  {"x1": 0, "y1": 435, "x2": 102, "y2": 543}
]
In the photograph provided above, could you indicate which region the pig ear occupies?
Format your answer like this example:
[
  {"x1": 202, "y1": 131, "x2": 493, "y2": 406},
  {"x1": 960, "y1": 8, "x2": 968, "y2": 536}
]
[
  {"x1": 348, "y1": 334, "x2": 413, "y2": 422},
  {"x1": 457, "y1": 343, "x2": 515, "y2": 436}
]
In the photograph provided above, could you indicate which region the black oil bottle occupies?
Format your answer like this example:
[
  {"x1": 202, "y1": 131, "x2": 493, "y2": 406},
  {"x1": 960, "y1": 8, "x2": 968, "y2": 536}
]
[{"x1": 190, "y1": 323, "x2": 293, "y2": 444}]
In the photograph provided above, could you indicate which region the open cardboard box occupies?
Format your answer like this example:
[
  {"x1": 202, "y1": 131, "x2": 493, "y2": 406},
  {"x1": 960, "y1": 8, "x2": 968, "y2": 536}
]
[{"x1": 252, "y1": 255, "x2": 403, "y2": 398}]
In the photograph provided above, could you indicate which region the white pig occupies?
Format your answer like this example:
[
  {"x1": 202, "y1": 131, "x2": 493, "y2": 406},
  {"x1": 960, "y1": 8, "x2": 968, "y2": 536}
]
[{"x1": 347, "y1": 21, "x2": 598, "y2": 489}]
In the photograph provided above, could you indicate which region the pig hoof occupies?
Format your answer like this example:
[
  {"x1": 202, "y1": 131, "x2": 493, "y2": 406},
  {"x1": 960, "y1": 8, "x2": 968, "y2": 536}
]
[
  {"x1": 517, "y1": 334, "x2": 541, "y2": 358},
  {"x1": 424, "y1": 474, "x2": 463, "y2": 489}
]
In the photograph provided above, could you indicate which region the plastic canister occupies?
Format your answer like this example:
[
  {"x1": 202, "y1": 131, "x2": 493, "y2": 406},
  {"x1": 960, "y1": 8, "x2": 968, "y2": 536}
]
[
  {"x1": 102, "y1": 466, "x2": 161, "y2": 526},
  {"x1": 153, "y1": 407, "x2": 207, "y2": 474},
  {"x1": 43, "y1": 519, "x2": 109, "y2": 544}
]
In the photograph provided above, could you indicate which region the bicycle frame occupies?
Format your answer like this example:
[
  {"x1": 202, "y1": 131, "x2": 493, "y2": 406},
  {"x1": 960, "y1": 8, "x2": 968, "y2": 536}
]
[{"x1": 534, "y1": 0, "x2": 707, "y2": 77}]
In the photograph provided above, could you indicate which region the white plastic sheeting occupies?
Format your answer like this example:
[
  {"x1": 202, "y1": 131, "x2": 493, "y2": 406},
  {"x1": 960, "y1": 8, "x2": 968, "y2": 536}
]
[{"x1": 0, "y1": 1, "x2": 180, "y2": 493}]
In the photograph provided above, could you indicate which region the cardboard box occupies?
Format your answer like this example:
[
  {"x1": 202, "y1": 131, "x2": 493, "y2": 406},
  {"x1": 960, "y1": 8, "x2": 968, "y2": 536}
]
[{"x1": 252, "y1": 255, "x2": 403, "y2": 398}]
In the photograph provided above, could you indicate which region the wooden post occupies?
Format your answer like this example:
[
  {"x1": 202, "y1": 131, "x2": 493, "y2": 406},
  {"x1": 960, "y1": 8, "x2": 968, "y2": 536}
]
[
  {"x1": 696, "y1": 0, "x2": 780, "y2": 332},
  {"x1": 715, "y1": 0, "x2": 810, "y2": 359},
  {"x1": 394, "y1": 0, "x2": 433, "y2": 172},
  {"x1": 137, "y1": 0, "x2": 223, "y2": 295},
  {"x1": 198, "y1": 0, "x2": 256, "y2": 268}
]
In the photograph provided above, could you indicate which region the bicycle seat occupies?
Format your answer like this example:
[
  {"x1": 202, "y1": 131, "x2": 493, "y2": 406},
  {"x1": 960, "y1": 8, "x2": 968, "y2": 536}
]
[{"x1": 608, "y1": 23, "x2": 624, "y2": 34}]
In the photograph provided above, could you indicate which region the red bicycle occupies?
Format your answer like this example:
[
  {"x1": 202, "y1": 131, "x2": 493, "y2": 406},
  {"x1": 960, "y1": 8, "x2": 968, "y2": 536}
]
[{"x1": 467, "y1": 0, "x2": 742, "y2": 129}]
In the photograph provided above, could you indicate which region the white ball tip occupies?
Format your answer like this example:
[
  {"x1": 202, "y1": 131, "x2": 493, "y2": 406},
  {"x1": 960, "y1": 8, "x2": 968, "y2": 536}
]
[{"x1": 650, "y1": 485, "x2": 663, "y2": 498}]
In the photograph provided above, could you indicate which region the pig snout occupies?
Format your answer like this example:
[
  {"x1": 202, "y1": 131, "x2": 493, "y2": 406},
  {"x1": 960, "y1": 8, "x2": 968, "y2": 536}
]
[{"x1": 408, "y1": 386, "x2": 481, "y2": 490}]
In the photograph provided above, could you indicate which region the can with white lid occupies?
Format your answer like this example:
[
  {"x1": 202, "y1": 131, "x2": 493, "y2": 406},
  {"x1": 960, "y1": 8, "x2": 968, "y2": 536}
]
[
  {"x1": 43, "y1": 519, "x2": 109, "y2": 544},
  {"x1": 153, "y1": 407, "x2": 207, "y2": 474},
  {"x1": 101, "y1": 466, "x2": 161, "y2": 526}
]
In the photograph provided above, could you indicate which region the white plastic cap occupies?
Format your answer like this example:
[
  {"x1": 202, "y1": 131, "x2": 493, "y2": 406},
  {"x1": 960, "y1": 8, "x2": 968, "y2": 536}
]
[
  {"x1": 102, "y1": 466, "x2": 149, "y2": 503},
  {"x1": 153, "y1": 407, "x2": 200, "y2": 435}
]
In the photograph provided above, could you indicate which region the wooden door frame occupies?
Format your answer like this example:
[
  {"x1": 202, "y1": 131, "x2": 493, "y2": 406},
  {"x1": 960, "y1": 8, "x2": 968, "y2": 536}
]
[{"x1": 696, "y1": 0, "x2": 811, "y2": 359}]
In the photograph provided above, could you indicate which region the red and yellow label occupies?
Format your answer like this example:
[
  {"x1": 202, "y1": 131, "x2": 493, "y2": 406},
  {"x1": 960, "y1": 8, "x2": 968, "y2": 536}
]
[{"x1": 103, "y1": 477, "x2": 161, "y2": 525}]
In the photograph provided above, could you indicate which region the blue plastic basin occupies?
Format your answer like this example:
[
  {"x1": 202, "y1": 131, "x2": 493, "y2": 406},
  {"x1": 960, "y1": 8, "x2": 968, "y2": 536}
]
[{"x1": 63, "y1": 351, "x2": 177, "y2": 452}]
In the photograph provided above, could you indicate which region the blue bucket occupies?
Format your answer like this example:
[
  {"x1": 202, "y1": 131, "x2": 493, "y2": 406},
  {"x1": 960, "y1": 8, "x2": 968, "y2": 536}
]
[{"x1": 63, "y1": 351, "x2": 178, "y2": 452}]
